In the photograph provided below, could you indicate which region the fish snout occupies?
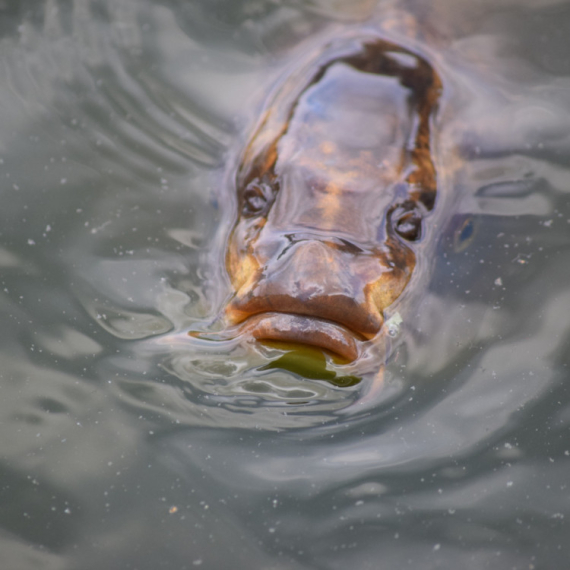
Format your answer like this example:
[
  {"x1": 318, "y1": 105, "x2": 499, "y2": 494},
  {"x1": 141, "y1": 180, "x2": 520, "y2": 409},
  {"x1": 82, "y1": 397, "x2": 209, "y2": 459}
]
[{"x1": 226, "y1": 238, "x2": 413, "y2": 360}]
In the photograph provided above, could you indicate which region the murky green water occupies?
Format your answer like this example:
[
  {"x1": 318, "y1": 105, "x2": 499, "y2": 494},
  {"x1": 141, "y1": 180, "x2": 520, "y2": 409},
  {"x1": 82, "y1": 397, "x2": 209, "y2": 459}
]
[{"x1": 1, "y1": 1, "x2": 570, "y2": 568}]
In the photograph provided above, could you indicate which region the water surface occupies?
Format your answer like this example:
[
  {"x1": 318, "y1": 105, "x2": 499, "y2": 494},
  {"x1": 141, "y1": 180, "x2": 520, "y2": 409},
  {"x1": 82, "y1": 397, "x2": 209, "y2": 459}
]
[{"x1": 1, "y1": 1, "x2": 570, "y2": 568}]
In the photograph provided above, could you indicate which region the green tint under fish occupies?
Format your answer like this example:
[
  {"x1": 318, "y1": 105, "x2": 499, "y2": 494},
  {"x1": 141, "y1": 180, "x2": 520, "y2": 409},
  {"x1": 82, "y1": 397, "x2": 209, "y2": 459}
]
[{"x1": 259, "y1": 342, "x2": 361, "y2": 387}]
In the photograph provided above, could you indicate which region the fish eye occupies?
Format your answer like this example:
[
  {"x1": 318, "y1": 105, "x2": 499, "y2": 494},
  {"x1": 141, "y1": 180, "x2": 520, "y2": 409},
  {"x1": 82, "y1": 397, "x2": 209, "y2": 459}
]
[
  {"x1": 241, "y1": 180, "x2": 273, "y2": 217},
  {"x1": 391, "y1": 204, "x2": 423, "y2": 241}
]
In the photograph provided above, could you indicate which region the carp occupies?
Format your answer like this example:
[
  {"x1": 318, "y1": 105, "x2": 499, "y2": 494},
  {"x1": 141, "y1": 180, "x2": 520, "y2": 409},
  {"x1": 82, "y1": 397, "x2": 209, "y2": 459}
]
[{"x1": 224, "y1": 34, "x2": 443, "y2": 363}]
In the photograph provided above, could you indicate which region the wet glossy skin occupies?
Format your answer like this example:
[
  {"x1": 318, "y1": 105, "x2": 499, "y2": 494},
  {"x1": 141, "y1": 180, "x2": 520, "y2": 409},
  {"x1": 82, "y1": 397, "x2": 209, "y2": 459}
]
[{"x1": 225, "y1": 36, "x2": 442, "y2": 361}]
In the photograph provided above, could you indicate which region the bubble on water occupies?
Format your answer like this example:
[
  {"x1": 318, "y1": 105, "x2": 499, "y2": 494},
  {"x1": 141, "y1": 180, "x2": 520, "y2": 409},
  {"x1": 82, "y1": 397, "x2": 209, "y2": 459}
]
[{"x1": 385, "y1": 312, "x2": 403, "y2": 338}]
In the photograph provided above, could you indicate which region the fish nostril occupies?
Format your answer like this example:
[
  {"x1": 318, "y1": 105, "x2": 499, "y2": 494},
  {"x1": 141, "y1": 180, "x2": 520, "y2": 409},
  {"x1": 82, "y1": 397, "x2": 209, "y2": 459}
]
[
  {"x1": 269, "y1": 234, "x2": 367, "y2": 260},
  {"x1": 275, "y1": 234, "x2": 298, "y2": 261},
  {"x1": 336, "y1": 238, "x2": 365, "y2": 255}
]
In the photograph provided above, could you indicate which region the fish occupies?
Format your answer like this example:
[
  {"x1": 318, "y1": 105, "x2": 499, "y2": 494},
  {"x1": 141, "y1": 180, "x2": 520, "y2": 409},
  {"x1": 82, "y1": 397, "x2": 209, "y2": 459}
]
[{"x1": 223, "y1": 30, "x2": 444, "y2": 365}]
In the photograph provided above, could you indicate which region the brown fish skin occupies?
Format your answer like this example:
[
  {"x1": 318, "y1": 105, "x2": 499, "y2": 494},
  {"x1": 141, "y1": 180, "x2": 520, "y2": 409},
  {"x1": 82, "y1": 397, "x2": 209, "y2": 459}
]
[
  {"x1": 227, "y1": 236, "x2": 414, "y2": 339},
  {"x1": 242, "y1": 313, "x2": 360, "y2": 362},
  {"x1": 225, "y1": 35, "x2": 441, "y2": 361}
]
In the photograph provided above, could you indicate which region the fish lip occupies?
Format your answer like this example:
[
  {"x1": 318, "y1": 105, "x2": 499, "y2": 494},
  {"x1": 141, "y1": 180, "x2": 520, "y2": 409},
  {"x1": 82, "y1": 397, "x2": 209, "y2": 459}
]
[
  {"x1": 227, "y1": 291, "x2": 384, "y2": 338},
  {"x1": 237, "y1": 312, "x2": 365, "y2": 362}
]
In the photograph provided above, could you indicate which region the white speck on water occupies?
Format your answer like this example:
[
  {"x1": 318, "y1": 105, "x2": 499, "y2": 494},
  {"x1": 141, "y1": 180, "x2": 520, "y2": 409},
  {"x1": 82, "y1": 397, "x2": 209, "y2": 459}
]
[
  {"x1": 433, "y1": 544, "x2": 441, "y2": 551},
  {"x1": 494, "y1": 277, "x2": 503, "y2": 286},
  {"x1": 507, "y1": 481, "x2": 513, "y2": 487},
  {"x1": 27, "y1": 239, "x2": 35, "y2": 245},
  {"x1": 385, "y1": 312, "x2": 403, "y2": 338}
]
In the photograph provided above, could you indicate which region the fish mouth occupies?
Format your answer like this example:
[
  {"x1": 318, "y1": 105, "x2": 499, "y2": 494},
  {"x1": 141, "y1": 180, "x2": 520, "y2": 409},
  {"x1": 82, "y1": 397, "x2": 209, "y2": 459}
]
[{"x1": 238, "y1": 312, "x2": 364, "y2": 362}]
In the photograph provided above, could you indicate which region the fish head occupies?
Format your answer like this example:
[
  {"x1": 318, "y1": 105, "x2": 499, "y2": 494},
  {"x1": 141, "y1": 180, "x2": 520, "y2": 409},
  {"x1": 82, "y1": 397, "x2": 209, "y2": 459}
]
[{"x1": 226, "y1": 37, "x2": 441, "y2": 361}]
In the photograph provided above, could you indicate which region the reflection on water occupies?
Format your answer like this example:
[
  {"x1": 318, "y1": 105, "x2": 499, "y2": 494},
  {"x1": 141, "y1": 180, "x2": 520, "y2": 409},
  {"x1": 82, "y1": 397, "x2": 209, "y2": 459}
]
[{"x1": 1, "y1": 0, "x2": 570, "y2": 568}]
